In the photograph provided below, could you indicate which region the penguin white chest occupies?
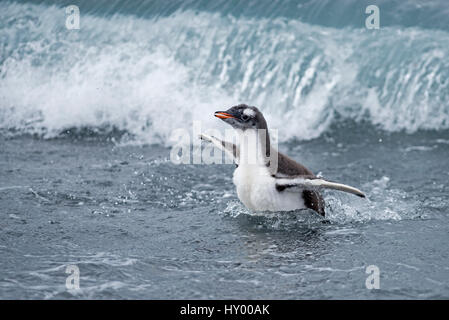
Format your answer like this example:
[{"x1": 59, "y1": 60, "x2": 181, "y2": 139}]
[
  {"x1": 231, "y1": 129, "x2": 306, "y2": 212},
  {"x1": 232, "y1": 165, "x2": 306, "y2": 212}
]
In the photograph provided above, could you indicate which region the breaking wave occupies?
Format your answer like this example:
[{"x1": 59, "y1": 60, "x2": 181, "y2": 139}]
[{"x1": 1, "y1": 1, "x2": 448, "y2": 144}]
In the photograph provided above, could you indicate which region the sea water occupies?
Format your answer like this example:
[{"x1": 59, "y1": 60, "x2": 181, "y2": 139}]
[{"x1": 0, "y1": 0, "x2": 448, "y2": 299}]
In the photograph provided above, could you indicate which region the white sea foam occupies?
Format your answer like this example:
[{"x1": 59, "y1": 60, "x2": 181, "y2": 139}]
[{"x1": 1, "y1": 2, "x2": 448, "y2": 144}]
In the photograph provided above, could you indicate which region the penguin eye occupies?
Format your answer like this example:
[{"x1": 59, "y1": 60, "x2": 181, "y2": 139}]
[{"x1": 241, "y1": 114, "x2": 250, "y2": 122}]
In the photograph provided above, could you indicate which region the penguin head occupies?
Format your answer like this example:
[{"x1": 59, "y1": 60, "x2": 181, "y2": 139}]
[{"x1": 214, "y1": 104, "x2": 267, "y2": 131}]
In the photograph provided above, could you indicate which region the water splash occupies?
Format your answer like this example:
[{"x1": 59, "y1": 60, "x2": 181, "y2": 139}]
[
  {"x1": 222, "y1": 176, "x2": 423, "y2": 227},
  {"x1": 1, "y1": 2, "x2": 449, "y2": 144},
  {"x1": 326, "y1": 176, "x2": 423, "y2": 223}
]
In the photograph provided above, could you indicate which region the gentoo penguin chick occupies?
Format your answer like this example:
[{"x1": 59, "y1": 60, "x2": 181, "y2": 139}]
[{"x1": 199, "y1": 104, "x2": 365, "y2": 216}]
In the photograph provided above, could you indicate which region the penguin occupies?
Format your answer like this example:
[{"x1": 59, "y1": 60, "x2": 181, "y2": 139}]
[{"x1": 199, "y1": 104, "x2": 365, "y2": 216}]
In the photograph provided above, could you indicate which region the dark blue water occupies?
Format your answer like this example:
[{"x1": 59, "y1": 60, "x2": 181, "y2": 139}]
[{"x1": 0, "y1": 0, "x2": 448, "y2": 299}]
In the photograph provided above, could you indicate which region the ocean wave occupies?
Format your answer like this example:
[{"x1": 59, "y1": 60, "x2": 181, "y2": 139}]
[
  {"x1": 1, "y1": 2, "x2": 448, "y2": 144},
  {"x1": 22, "y1": 0, "x2": 449, "y2": 32}
]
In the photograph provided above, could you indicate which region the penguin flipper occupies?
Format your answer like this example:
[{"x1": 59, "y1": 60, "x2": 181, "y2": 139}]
[
  {"x1": 199, "y1": 134, "x2": 239, "y2": 163},
  {"x1": 275, "y1": 177, "x2": 366, "y2": 198}
]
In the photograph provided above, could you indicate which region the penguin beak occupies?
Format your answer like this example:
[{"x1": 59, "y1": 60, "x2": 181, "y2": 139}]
[{"x1": 214, "y1": 111, "x2": 235, "y2": 119}]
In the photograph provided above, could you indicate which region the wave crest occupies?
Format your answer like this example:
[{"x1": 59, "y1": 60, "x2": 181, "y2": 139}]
[{"x1": 1, "y1": 2, "x2": 449, "y2": 143}]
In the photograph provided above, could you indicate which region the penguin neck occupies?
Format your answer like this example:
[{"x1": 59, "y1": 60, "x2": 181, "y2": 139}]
[{"x1": 237, "y1": 128, "x2": 271, "y2": 167}]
